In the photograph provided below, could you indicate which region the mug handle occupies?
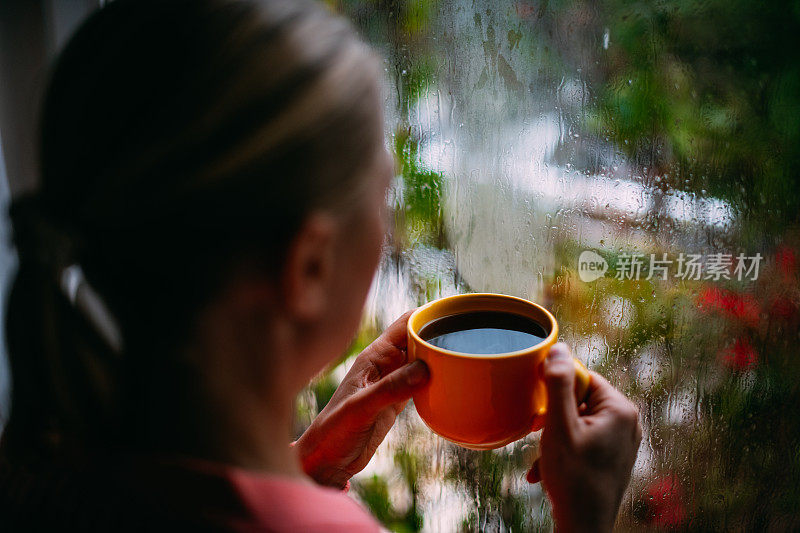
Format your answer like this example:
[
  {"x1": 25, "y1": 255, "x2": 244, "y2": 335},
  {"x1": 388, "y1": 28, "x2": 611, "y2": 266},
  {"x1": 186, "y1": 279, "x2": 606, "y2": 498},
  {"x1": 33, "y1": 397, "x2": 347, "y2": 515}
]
[
  {"x1": 573, "y1": 358, "x2": 592, "y2": 404},
  {"x1": 531, "y1": 358, "x2": 592, "y2": 431}
]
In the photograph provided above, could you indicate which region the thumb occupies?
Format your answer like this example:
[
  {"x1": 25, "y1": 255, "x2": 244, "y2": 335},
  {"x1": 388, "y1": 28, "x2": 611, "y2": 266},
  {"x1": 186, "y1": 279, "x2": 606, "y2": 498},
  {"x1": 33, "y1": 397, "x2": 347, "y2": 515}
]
[
  {"x1": 543, "y1": 343, "x2": 579, "y2": 436},
  {"x1": 352, "y1": 360, "x2": 430, "y2": 416}
]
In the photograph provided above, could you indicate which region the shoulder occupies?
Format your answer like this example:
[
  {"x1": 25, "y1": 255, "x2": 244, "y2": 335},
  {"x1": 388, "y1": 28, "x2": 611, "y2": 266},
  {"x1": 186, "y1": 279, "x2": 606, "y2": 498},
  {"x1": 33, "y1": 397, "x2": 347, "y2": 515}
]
[
  {"x1": 140, "y1": 456, "x2": 384, "y2": 533},
  {"x1": 227, "y1": 472, "x2": 382, "y2": 532}
]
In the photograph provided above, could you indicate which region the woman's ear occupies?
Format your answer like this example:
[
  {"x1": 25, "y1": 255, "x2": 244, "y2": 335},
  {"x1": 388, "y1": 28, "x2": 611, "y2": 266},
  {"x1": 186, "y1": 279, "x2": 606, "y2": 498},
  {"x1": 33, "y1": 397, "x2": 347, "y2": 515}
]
[{"x1": 280, "y1": 212, "x2": 338, "y2": 320}]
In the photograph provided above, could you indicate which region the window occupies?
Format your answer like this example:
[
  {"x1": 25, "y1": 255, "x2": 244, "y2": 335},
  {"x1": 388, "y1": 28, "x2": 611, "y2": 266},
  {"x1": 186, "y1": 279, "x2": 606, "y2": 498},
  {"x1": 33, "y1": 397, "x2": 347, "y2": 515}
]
[{"x1": 297, "y1": 0, "x2": 800, "y2": 530}]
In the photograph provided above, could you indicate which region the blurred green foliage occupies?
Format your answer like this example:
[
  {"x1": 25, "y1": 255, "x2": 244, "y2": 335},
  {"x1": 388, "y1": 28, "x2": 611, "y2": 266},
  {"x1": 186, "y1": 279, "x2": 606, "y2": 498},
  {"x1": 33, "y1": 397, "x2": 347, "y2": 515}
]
[
  {"x1": 393, "y1": 127, "x2": 445, "y2": 248},
  {"x1": 353, "y1": 473, "x2": 423, "y2": 532},
  {"x1": 585, "y1": 0, "x2": 800, "y2": 225},
  {"x1": 443, "y1": 443, "x2": 541, "y2": 531}
]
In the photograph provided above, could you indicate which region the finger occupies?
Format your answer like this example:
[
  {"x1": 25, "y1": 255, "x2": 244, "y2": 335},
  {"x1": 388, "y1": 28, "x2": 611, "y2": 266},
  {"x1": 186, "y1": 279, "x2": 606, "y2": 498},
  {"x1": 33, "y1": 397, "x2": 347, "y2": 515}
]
[
  {"x1": 365, "y1": 309, "x2": 416, "y2": 375},
  {"x1": 543, "y1": 343, "x2": 580, "y2": 436},
  {"x1": 380, "y1": 309, "x2": 416, "y2": 350},
  {"x1": 350, "y1": 359, "x2": 429, "y2": 416},
  {"x1": 526, "y1": 457, "x2": 541, "y2": 484},
  {"x1": 583, "y1": 370, "x2": 625, "y2": 413},
  {"x1": 580, "y1": 370, "x2": 641, "y2": 446}
]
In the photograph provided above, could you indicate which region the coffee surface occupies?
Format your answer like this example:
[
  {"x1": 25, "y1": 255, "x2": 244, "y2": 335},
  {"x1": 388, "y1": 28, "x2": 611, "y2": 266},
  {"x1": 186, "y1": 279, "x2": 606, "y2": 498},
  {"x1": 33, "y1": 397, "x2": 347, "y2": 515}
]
[{"x1": 418, "y1": 311, "x2": 548, "y2": 355}]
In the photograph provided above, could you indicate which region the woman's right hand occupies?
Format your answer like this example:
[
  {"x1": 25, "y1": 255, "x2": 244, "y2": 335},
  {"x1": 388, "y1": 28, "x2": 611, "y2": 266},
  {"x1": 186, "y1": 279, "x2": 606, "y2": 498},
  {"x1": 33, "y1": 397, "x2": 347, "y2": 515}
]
[{"x1": 527, "y1": 343, "x2": 642, "y2": 532}]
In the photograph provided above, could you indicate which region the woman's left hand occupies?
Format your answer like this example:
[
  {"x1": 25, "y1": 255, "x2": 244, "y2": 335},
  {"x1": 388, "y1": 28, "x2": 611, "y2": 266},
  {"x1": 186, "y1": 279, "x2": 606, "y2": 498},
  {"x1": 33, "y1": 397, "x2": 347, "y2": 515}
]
[{"x1": 293, "y1": 310, "x2": 429, "y2": 489}]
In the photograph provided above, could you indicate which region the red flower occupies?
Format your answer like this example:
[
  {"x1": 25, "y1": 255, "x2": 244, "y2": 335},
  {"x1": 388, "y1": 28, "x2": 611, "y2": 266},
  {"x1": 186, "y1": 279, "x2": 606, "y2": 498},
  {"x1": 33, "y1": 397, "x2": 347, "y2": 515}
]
[
  {"x1": 696, "y1": 287, "x2": 760, "y2": 327},
  {"x1": 775, "y1": 245, "x2": 798, "y2": 278},
  {"x1": 644, "y1": 474, "x2": 688, "y2": 528},
  {"x1": 721, "y1": 337, "x2": 758, "y2": 371}
]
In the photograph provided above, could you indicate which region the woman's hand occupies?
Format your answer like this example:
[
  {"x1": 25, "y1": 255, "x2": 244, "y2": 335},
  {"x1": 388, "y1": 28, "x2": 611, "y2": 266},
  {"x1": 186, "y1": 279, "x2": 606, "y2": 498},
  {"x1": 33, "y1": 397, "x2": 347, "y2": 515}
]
[
  {"x1": 293, "y1": 310, "x2": 429, "y2": 489},
  {"x1": 527, "y1": 343, "x2": 642, "y2": 532}
]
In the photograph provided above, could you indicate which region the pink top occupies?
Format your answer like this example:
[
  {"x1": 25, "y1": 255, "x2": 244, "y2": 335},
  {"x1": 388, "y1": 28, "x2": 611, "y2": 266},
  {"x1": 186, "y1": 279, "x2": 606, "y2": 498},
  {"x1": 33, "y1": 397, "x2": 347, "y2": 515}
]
[
  {"x1": 0, "y1": 454, "x2": 383, "y2": 532},
  {"x1": 149, "y1": 456, "x2": 383, "y2": 532}
]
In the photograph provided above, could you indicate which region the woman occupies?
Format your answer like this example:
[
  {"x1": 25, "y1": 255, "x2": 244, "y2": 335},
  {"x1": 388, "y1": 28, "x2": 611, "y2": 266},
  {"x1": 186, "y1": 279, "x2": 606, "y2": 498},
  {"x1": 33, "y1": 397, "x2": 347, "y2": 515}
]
[{"x1": 0, "y1": 0, "x2": 641, "y2": 530}]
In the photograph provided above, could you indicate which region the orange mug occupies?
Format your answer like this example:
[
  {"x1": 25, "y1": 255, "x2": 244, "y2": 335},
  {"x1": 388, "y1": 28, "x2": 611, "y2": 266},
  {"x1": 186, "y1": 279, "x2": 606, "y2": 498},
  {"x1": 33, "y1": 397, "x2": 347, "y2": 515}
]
[{"x1": 407, "y1": 293, "x2": 591, "y2": 450}]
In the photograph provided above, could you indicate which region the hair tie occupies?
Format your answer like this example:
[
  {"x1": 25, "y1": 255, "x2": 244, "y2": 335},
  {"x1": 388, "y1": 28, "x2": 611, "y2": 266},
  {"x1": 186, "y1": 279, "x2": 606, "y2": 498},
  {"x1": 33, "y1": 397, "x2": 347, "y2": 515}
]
[
  {"x1": 10, "y1": 193, "x2": 124, "y2": 355},
  {"x1": 58, "y1": 264, "x2": 124, "y2": 355}
]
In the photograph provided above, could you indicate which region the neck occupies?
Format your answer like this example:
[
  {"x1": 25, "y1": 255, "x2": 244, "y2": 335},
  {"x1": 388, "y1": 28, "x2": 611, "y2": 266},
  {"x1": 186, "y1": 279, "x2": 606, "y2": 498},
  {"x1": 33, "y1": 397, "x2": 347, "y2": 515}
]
[
  {"x1": 195, "y1": 384, "x2": 303, "y2": 477},
  {"x1": 147, "y1": 299, "x2": 306, "y2": 479}
]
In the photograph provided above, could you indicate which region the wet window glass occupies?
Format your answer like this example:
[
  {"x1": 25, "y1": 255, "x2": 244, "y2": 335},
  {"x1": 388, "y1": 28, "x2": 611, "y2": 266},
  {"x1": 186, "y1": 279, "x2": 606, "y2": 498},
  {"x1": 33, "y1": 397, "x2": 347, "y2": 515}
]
[{"x1": 294, "y1": 0, "x2": 800, "y2": 530}]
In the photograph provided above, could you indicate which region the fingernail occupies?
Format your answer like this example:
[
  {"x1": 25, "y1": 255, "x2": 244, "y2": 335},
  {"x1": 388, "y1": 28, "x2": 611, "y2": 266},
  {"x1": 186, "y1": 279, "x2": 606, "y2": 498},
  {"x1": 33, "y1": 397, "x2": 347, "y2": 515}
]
[
  {"x1": 406, "y1": 360, "x2": 429, "y2": 386},
  {"x1": 547, "y1": 344, "x2": 570, "y2": 361}
]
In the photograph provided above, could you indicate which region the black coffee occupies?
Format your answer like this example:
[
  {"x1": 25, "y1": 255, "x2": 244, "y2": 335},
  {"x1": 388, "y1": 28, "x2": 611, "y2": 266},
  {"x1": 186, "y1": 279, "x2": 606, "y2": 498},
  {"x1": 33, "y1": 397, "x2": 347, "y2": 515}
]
[{"x1": 418, "y1": 311, "x2": 548, "y2": 355}]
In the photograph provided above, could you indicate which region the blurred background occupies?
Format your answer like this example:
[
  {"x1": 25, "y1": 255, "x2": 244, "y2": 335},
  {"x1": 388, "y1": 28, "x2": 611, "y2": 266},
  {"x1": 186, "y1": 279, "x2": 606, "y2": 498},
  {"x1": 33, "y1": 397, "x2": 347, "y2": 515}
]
[{"x1": 1, "y1": 0, "x2": 799, "y2": 530}]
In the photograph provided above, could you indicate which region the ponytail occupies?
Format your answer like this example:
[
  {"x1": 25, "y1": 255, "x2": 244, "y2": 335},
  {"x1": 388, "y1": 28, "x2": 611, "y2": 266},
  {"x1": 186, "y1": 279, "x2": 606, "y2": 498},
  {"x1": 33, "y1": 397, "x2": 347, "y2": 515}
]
[{"x1": 2, "y1": 195, "x2": 124, "y2": 463}]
